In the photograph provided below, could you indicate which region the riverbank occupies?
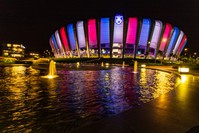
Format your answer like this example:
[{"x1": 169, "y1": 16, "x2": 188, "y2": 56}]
[{"x1": 0, "y1": 63, "x2": 31, "y2": 67}]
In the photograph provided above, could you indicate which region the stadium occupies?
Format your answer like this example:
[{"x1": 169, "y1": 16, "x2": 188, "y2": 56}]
[{"x1": 49, "y1": 14, "x2": 187, "y2": 60}]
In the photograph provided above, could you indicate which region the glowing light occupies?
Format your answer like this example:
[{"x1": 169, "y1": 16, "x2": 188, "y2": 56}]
[
  {"x1": 133, "y1": 60, "x2": 138, "y2": 73},
  {"x1": 162, "y1": 38, "x2": 167, "y2": 42},
  {"x1": 178, "y1": 67, "x2": 189, "y2": 73},
  {"x1": 141, "y1": 64, "x2": 146, "y2": 68},
  {"x1": 181, "y1": 75, "x2": 187, "y2": 83},
  {"x1": 101, "y1": 62, "x2": 104, "y2": 67},
  {"x1": 122, "y1": 61, "x2": 125, "y2": 68},
  {"x1": 105, "y1": 63, "x2": 109, "y2": 66},
  {"x1": 77, "y1": 62, "x2": 80, "y2": 68},
  {"x1": 47, "y1": 75, "x2": 53, "y2": 79}
]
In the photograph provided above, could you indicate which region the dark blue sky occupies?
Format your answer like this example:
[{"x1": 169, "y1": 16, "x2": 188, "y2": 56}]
[{"x1": 0, "y1": 0, "x2": 198, "y2": 54}]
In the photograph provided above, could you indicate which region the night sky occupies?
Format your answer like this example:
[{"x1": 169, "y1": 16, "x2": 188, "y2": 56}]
[{"x1": 0, "y1": 0, "x2": 199, "y2": 54}]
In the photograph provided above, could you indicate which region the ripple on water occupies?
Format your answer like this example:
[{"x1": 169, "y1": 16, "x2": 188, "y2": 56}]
[{"x1": 0, "y1": 66, "x2": 180, "y2": 132}]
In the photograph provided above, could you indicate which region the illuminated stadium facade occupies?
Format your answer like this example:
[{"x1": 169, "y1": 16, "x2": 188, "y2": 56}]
[{"x1": 49, "y1": 14, "x2": 187, "y2": 59}]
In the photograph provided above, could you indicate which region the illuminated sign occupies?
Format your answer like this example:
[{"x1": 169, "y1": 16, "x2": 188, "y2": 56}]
[{"x1": 115, "y1": 15, "x2": 123, "y2": 25}]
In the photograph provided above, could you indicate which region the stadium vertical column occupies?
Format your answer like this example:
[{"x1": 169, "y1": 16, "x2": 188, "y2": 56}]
[
  {"x1": 74, "y1": 22, "x2": 81, "y2": 57},
  {"x1": 134, "y1": 17, "x2": 142, "y2": 60},
  {"x1": 110, "y1": 17, "x2": 114, "y2": 58},
  {"x1": 84, "y1": 20, "x2": 90, "y2": 58},
  {"x1": 97, "y1": 18, "x2": 101, "y2": 58},
  {"x1": 122, "y1": 16, "x2": 128, "y2": 59}
]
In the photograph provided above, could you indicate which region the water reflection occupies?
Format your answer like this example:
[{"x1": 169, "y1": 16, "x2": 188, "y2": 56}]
[{"x1": 0, "y1": 66, "x2": 180, "y2": 132}]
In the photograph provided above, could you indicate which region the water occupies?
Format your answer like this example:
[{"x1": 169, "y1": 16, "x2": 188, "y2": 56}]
[{"x1": 0, "y1": 65, "x2": 180, "y2": 132}]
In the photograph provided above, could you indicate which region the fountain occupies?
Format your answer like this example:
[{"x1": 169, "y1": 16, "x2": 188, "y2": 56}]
[
  {"x1": 122, "y1": 61, "x2": 125, "y2": 68},
  {"x1": 101, "y1": 62, "x2": 104, "y2": 67},
  {"x1": 76, "y1": 62, "x2": 80, "y2": 68},
  {"x1": 133, "y1": 60, "x2": 138, "y2": 73},
  {"x1": 41, "y1": 60, "x2": 58, "y2": 79}
]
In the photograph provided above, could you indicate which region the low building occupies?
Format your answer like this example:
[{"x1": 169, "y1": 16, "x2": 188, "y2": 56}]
[{"x1": 1, "y1": 43, "x2": 25, "y2": 58}]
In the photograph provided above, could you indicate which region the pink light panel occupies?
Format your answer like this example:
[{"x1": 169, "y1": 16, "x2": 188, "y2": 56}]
[
  {"x1": 159, "y1": 23, "x2": 172, "y2": 51},
  {"x1": 126, "y1": 18, "x2": 138, "y2": 45},
  {"x1": 88, "y1": 19, "x2": 97, "y2": 48}
]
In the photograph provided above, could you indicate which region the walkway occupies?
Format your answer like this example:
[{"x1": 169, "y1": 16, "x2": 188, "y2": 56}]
[{"x1": 70, "y1": 66, "x2": 199, "y2": 133}]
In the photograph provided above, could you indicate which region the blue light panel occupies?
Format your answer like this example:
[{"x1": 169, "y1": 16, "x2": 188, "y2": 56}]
[
  {"x1": 67, "y1": 24, "x2": 76, "y2": 50},
  {"x1": 138, "y1": 18, "x2": 151, "y2": 47},
  {"x1": 100, "y1": 18, "x2": 110, "y2": 48}
]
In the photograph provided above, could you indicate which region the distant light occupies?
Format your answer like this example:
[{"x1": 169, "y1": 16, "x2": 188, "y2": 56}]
[
  {"x1": 47, "y1": 75, "x2": 53, "y2": 79},
  {"x1": 105, "y1": 63, "x2": 109, "y2": 66},
  {"x1": 178, "y1": 67, "x2": 189, "y2": 73},
  {"x1": 162, "y1": 38, "x2": 167, "y2": 42},
  {"x1": 141, "y1": 64, "x2": 146, "y2": 68},
  {"x1": 181, "y1": 75, "x2": 187, "y2": 83}
]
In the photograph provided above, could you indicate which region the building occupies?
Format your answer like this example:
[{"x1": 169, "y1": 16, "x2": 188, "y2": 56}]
[
  {"x1": 1, "y1": 43, "x2": 25, "y2": 58},
  {"x1": 49, "y1": 14, "x2": 187, "y2": 59}
]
